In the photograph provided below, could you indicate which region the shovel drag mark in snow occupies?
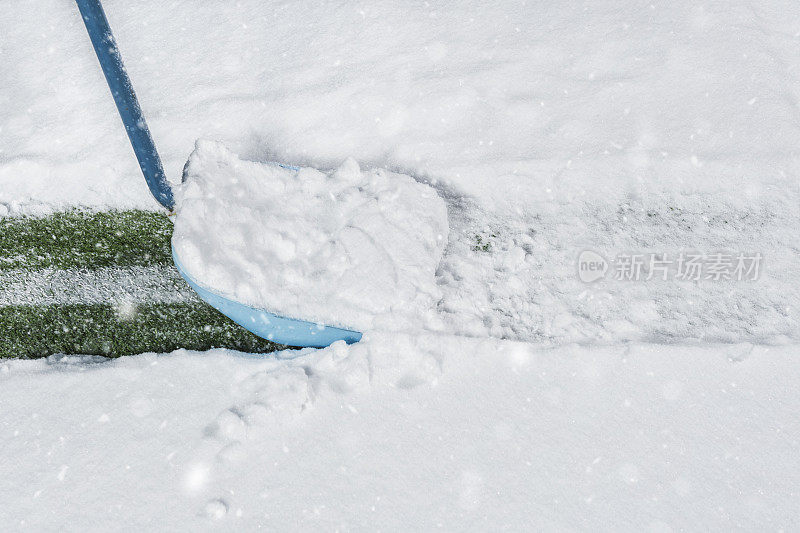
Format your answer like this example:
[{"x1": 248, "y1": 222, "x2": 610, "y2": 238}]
[{"x1": 436, "y1": 194, "x2": 799, "y2": 344}]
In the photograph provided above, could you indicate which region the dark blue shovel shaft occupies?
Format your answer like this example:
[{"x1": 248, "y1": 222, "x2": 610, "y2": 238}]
[{"x1": 75, "y1": 0, "x2": 174, "y2": 210}]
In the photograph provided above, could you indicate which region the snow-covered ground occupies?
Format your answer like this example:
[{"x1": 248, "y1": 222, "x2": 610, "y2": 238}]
[
  {"x1": 3, "y1": 337, "x2": 800, "y2": 530},
  {"x1": 2, "y1": 0, "x2": 800, "y2": 529}
]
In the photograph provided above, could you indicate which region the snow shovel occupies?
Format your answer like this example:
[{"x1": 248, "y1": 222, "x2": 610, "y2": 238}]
[{"x1": 75, "y1": 0, "x2": 362, "y2": 347}]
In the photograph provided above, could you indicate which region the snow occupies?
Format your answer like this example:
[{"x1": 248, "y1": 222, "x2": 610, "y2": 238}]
[
  {"x1": 3, "y1": 0, "x2": 799, "y2": 343},
  {"x1": 3, "y1": 0, "x2": 800, "y2": 528},
  {"x1": 2, "y1": 337, "x2": 800, "y2": 529},
  {"x1": 173, "y1": 141, "x2": 448, "y2": 331}
]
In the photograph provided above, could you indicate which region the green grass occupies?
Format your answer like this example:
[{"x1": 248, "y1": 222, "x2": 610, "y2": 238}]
[
  {"x1": 0, "y1": 304, "x2": 283, "y2": 359},
  {"x1": 0, "y1": 209, "x2": 172, "y2": 270},
  {"x1": 471, "y1": 233, "x2": 496, "y2": 252},
  {"x1": 0, "y1": 209, "x2": 288, "y2": 358}
]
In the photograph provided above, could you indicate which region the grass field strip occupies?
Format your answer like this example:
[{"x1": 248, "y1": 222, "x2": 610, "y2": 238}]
[{"x1": 0, "y1": 210, "x2": 283, "y2": 358}]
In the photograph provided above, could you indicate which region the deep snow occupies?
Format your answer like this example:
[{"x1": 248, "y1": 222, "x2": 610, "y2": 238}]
[
  {"x1": 3, "y1": 337, "x2": 800, "y2": 530},
  {"x1": 3, "y1": 0, "x2": 800, "y2": 529}
]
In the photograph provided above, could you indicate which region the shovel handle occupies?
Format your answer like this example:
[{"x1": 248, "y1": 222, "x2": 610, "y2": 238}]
[{"x1": 75, "y1": 0, "x2": 174, "y2": 210}]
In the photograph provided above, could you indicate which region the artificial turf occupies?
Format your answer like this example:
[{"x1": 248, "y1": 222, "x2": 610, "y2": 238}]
[
  {"x1": 0, "y1": 209, "x2": 173, "y2": 271},
  {"x1": 0, "y1": 209, "x2": 287, "y2": 358},
  {"x1": 0, "y1": 303, "x2": 281, "y2": 359}
]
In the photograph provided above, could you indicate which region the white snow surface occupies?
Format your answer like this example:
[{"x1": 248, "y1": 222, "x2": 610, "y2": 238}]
[
  {"x1": 173, "y1": 141, "x2": 448, "y2": 331},
  {"x1": 3, "y1": 336, "x2": 800, "y2": 530},
  {"x1": 3, "y1": 0, "x2": 800, "y2": 529}
]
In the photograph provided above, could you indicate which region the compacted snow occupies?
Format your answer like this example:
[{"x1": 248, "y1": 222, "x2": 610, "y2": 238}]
[
  {"x1": 173, "y1": 141, "x2": 448, "y2": 331},
  {"x1": 3, "y1": 0, "x2": 800, "y2": 529}
]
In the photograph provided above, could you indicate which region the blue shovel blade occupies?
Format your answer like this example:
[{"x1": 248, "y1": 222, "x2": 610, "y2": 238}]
[{"x1": 172, "y1": 246, "x2": 362, "y2": 348}]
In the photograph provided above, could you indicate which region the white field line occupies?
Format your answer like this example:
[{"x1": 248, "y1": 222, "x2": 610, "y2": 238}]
[{"x1": 0, "y1": 266, "x2": 200, "y2": 306}]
